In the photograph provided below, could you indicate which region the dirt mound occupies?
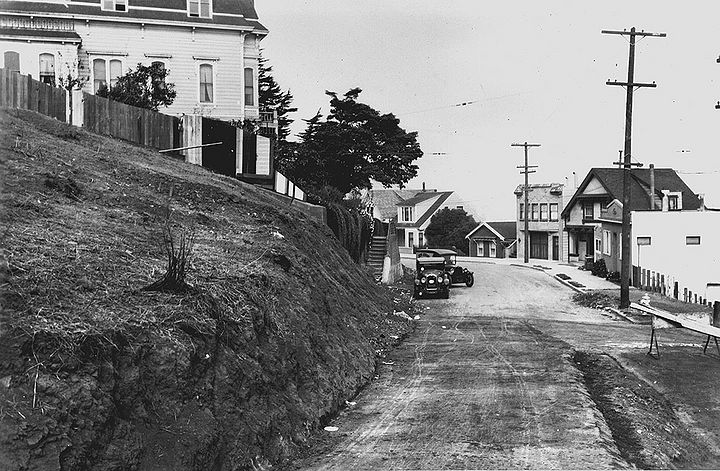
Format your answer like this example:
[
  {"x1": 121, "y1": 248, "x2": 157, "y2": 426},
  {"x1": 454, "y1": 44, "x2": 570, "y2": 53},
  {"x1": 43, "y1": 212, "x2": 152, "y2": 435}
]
[
  {"x1": 573, "y1": 351, "x2": 714, "y2": 469},
  {"x1": 0, "y1": 109, "x2": 414, "y2": 470}
]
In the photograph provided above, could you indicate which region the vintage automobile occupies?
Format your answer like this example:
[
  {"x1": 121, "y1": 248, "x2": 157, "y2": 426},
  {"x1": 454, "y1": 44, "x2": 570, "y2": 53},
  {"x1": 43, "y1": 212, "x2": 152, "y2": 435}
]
[
  {"x1": 414, "y1": 257, "x2": 450, "y2": 299},
  {"x1": 416, "y1": 248, "x2": 474, "y2": 287}
]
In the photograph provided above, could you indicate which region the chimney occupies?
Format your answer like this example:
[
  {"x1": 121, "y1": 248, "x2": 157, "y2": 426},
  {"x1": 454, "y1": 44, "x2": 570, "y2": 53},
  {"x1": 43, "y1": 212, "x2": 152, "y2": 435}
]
[{"x1": 649, "y1": 164, "x2": 656, "y2": 210}]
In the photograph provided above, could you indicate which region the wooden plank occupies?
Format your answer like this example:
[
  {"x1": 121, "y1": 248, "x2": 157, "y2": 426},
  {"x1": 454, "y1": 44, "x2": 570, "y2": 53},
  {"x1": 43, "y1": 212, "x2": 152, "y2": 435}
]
[{"x1": 632, "y1": 302, "x2": 720, "y2": 337}]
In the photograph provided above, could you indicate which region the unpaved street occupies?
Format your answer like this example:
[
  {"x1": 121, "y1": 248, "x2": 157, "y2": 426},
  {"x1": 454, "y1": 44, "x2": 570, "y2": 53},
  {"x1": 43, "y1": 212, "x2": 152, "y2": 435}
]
[{"x1": 288, "y1": 262, "x2": 716, "y2": 470}]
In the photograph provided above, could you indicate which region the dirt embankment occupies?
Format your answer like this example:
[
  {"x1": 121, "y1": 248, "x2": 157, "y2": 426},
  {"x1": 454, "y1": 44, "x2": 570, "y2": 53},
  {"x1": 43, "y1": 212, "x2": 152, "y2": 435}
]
[
  {"x1": 0, "y1": 109, "x2": 415, "y2": 470},
  {"x1": 574, "y1": 351, "x2": 715, "y2": 469}
]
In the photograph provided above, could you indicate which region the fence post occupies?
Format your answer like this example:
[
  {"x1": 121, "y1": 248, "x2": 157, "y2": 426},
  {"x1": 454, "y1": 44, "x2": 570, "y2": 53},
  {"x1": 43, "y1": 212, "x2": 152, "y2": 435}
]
[{"x1": 72, "y1": 90, "x2": 84, "y2": 127}]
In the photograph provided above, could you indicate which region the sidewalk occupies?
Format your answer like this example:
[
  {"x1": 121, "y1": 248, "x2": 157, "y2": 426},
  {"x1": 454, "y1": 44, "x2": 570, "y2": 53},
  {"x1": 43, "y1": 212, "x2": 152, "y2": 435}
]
[{"x1": 400, "y1": 253, "x2": 620, "y2": 292}]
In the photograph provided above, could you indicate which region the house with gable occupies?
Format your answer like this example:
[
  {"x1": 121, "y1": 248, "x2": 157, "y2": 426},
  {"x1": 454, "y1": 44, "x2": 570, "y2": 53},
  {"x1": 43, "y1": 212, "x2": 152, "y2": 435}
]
[
  {"x1": 368, "y1": 185, "x2": 466, "y2": 252},
  {"x1": 465, "y1": 221, "x2": 517, "y2": 258},
  {"x1": 561, "y1": 166, "x2": 701, "y2": 266}
]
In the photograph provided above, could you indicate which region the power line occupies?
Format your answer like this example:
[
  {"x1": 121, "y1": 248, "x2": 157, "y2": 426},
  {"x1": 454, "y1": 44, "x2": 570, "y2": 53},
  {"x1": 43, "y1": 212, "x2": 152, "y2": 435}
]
[{"x1": 397, "y1": 91, "x2": 526, "y2": 116}]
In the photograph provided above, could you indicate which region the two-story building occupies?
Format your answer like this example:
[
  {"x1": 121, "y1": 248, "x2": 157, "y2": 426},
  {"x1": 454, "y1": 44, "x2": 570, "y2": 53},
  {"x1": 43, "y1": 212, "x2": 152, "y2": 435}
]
[
  {"x1": 514, "y1": 183, "x2": 565, "y2": 261},
  {"x1": 1, "y1": 0, "x2": 267, "y2": 121},
  {"x1": 561, "y1": 167, "x2": 701, "y2": 266}
]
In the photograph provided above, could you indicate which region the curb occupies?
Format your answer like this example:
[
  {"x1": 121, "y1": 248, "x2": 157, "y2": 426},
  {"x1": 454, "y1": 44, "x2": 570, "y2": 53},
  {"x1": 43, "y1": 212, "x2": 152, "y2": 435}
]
[
  {"x1": 553, "y1": 274, "x2": 587, "y2": 294},
  {"x1": 605, "y1": 307, "x2": 640, "y2": 324}
]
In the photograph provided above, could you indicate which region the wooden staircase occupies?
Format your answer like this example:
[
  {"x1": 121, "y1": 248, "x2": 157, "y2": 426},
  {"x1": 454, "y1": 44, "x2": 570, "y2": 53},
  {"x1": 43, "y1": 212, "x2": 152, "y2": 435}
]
[{"x1": 367, "y1": 236, "x2": 387, "y2": 279}]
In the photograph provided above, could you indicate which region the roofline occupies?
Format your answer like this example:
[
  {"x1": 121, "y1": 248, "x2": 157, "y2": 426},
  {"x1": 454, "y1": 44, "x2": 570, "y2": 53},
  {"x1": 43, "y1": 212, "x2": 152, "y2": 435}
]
[
  {"x1": 0, "y1": 10, "x2": 268, "y2": 34},
  {"x1": 465, "y1": 221, "x2": 506, "y2": 241},
  {"x1": 560, "y1": 169, "x2": 615, "y2": 218}
]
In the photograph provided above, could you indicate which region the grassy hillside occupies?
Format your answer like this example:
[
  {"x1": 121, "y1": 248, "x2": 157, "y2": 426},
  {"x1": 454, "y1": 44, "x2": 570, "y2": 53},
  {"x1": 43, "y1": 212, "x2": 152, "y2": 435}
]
[{"x1": 0, "y1": 109, "x2": 413, "y2": 470}]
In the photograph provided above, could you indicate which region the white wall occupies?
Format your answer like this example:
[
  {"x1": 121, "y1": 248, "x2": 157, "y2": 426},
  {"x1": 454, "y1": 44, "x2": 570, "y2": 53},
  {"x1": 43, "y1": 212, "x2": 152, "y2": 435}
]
[
  {"x1": 631, "y1": 210, "x2": 720, "y2": 303},
  {"x1": 0, "y1": 40, "x2": 79, "y2": 82},
  {"x1": 74, "y1": 20, "x2": 259, "y2": 121}
]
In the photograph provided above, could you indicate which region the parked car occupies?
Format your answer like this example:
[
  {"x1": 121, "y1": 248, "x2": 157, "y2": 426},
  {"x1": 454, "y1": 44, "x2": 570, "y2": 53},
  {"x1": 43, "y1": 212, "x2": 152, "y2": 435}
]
[
  {"x1": 416, "y1": 248, "x2": 474, "y2": 287},
  {"x1": 414, "y1": 257, "x2": 450, "y2": 299}
]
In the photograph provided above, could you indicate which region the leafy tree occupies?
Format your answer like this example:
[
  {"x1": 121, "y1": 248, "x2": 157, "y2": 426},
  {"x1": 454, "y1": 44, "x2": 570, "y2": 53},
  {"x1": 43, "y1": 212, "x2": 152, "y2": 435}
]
[
  {"x1": 258, "y1": 52, "x2": 297, "y2": 143},
  {"x1": 424, "y1": 208, "x2": 477, "y2": 255},
  {"x1": 97, "y1": 62, "x2": 176, "y2": 111},
  {"x1": 277, "y1": 88, "x2": 422, "y2": 201}
]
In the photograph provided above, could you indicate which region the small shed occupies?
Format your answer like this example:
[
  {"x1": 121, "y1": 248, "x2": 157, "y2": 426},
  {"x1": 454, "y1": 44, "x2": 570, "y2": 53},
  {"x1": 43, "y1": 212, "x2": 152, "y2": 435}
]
[{"x1": 466, "y1": 221, "x2": 518, "y2": 258}]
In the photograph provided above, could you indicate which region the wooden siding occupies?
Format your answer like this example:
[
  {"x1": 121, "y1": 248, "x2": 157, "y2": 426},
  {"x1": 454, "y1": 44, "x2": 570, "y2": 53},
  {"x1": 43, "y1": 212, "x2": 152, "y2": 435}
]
[
  {"x1": 0, "y1": 67, "x2": 67, "y2": 121},
  {"x1": 81, "y1": 91, "x2": 179, "y2": 149},
  {"x1": 76, "y1": 21, "x2": 257, "y2": 120}
]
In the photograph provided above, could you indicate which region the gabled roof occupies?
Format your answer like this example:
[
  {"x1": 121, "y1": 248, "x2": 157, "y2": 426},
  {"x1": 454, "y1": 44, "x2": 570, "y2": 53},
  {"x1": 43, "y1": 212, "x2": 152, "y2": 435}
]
[
  {"x1": 369, "y1": 188, "x2": 422, "y2": 220},
  {"x1": 397, "y1": 191, "x2": 440, "y2": 206},
  {"x1": 395, "y1": 191, "x2": 454, "y2": 228},
  {"x1": 561, "y1": 168, "x2": 701, "y2": 218},
  {"x1": 466, "y1": 221, "x2": 517, "y2": 241}
]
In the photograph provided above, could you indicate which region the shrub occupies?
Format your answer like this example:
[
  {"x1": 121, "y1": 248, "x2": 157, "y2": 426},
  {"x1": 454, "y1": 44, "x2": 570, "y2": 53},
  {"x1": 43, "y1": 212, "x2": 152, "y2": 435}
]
[{"x1": 591, "y1": 259, "x2": 608, "y2": 278}]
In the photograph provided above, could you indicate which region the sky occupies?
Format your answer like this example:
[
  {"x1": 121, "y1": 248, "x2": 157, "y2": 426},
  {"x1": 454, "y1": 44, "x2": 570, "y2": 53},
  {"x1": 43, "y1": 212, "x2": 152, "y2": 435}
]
[{"x1": 255, "y1": 1, "x2": 720, "y2": 220}]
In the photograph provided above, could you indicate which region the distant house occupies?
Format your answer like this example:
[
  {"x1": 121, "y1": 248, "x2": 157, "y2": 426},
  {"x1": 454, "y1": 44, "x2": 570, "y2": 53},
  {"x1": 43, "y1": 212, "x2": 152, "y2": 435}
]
[
  {"x1": 514, "y1": 183, "x2": 565, "y2": 261},
  {"x1": 367, "y1": 187, "x2": 423, "y2": 222},
  {"x1": 560, "y1": 167, "x2": 701, "y2": 265},
  {"x1": 395, "y1": 190, "x2": 456, "y2": 252},
  {"x1": 368, "y1": 186, "x2": 468, "y2": 252},
  {"x1": 465, "y1": 221, "x2": 517, "y2": 258}
]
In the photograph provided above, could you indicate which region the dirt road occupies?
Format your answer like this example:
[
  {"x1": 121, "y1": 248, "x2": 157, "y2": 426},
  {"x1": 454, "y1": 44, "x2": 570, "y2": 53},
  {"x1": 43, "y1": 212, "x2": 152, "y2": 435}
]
[{"x1": 287, "y1": 263, "x2": 718, "y2": 470}]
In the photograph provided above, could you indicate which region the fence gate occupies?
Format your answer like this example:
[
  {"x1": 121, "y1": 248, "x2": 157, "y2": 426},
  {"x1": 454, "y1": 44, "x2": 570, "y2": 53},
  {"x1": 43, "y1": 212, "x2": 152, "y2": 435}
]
[{"x1": 201, "y1": 117, "x2": 236, "y2": 177}]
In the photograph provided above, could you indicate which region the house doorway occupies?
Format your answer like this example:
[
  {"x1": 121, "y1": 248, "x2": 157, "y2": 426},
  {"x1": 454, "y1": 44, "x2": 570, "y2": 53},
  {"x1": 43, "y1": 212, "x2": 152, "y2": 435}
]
[
  {"x1": 530, "y1": 232, "x2": 548, "y2": 259},
  {"x1": 552, "y1": 235, "x2": 559, "y2": 261}
]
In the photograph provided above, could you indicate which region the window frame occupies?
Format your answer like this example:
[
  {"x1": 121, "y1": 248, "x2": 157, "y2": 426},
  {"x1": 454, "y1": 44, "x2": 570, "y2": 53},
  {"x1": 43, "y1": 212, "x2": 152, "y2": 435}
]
[
  {"x1": 531, "y1": 203, "x2": 539, "y2": 221},
  {"x1": 401, "y1": 206, "x2": 413, "y2": 222},
  {"x1": 637, "y1": 236, "x2": 652, "y2": 246},
  {"x1": 582, "y1": 202, "x2": 594, "y2": 220},
  {"x1": 109, "y1": 59, "x2": 122, "y2": 88},
  {"x1": 519, "y1": 203, "x2": 524, "y2": 221},
  {"x1": 549, "y1": 203, "x2": 558, "y2": 221},
  {"x1": 539, "y1": 203, "x2": 548, "y2": 221},
  {"x1": 668, "y1": 194, "x2": 680, "y2": 211},
  {"x1": 188, "y1": 0, "x2": 212, "y2": 18},
  {"x1": 102, "y1": 0, "x2": 127, "y2": 12},
  {"x1": 92, "y1": 58, "x2": 107, "y2": 93},
  {"x1": 603, "y1": 230, "x2": 611, "y2": 256},
  {"x1": 686, "y1": 236, "x2": 701, "y2": 246},
  {"x1": 490, "y1": 242, "x2": 497, "y2": 258},
  {"x1": 39, "y1": 53, "x2": 56, "y2": 86},
  {"x1": 198, "y1": 62, "x2": 215, "y2": 104},
  {"x1": 4, "y1": 51, "x2": 20, "y2": 72},
  {"x1": 244, "y1": 67, "x2": 255, "y2": 106}
]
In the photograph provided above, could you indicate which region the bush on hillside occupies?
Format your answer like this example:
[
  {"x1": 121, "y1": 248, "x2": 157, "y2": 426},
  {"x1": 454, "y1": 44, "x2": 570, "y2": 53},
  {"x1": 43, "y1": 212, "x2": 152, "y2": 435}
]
[{"x1": 326, "y1": 203, "x2": 372, "y2": 264}]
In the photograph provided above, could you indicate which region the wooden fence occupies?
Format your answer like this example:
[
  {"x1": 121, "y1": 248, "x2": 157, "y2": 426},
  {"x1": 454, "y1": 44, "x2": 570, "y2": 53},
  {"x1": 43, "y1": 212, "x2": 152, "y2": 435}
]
[
  {"x1": 78, "y1": 91, "x2": 181, "y2": 150},
  {"x1": 0, "y1": 67, "x2": 67, "y2": 121}
]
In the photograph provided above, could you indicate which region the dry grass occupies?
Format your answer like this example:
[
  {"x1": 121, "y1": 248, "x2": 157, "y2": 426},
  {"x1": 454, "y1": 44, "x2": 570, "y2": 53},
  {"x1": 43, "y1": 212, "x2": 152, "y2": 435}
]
[{"x1": 0, "y1": 108, "x2": 309, "y2": 358}]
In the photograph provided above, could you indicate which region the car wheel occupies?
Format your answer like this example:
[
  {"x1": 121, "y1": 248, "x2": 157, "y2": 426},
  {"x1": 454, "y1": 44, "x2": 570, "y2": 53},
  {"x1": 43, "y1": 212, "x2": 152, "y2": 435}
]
[{"x1": 465, "y1": 273, "x2": 474, "y2": 287}]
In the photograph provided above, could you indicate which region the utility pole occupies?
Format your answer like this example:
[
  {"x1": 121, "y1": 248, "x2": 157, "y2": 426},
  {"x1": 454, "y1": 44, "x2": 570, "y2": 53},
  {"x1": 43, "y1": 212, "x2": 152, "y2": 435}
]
[
  {"x1": 512, "y1": 142, "x2": 540, "y2": 264},
  {"x1": 603, "y1": 26, "x2": 665, "y2": 309}
]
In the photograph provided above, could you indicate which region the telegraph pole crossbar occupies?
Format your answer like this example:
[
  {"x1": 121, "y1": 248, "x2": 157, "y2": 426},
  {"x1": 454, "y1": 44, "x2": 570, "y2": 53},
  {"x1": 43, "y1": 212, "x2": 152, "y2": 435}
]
[
  {"x1": 602, "y1": 26, "x2": 665, "y2": 309},
  {"x1": 512, "y1": 142, "x2": 541, "y2": 264}
]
